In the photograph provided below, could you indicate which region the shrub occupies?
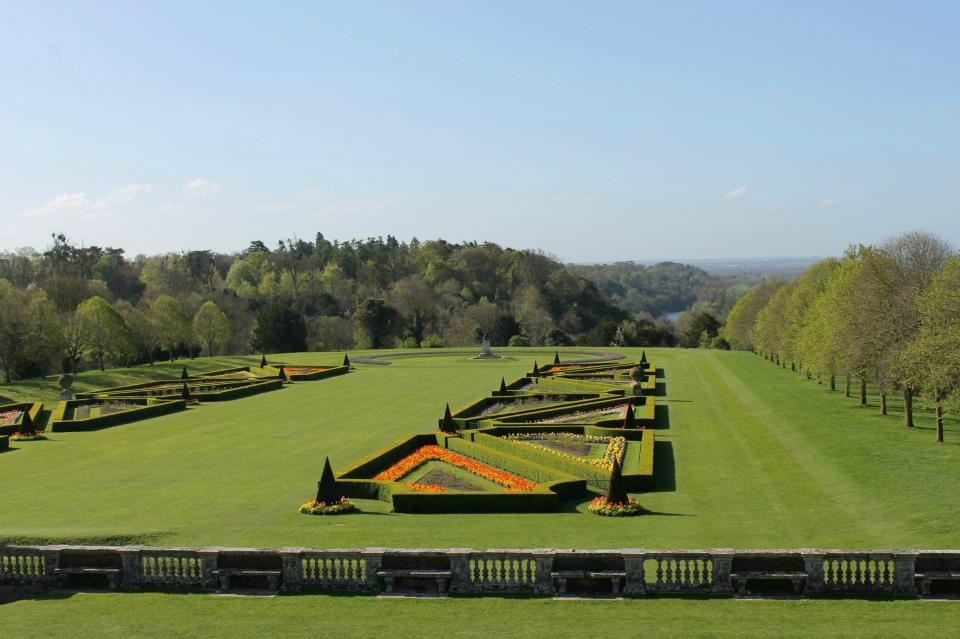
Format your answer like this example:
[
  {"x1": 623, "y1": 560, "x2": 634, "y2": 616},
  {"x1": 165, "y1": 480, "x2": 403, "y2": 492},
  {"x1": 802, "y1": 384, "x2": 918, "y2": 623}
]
[
  {"x1": 587, "y1": 496, "x2": 644, "y2": 516},
  {"x1": 400, "y1": 336, "x2": 420, "y2": 349},
  {"x1": 299, "y1": 498, "x2": 356, "y2": 515},
  {"x1": 421, "y1": 334, "x2": 445, "y2": 348},
  {"x1": 508, "y1": 335, "x2": 531, "y2": 347}
]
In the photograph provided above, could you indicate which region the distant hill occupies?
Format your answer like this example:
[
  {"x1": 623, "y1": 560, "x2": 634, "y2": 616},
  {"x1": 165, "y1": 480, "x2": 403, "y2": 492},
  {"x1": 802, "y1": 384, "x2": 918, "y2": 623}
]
[{"x1": 569, "y1": 261, "x2": 730, "y2": 319}]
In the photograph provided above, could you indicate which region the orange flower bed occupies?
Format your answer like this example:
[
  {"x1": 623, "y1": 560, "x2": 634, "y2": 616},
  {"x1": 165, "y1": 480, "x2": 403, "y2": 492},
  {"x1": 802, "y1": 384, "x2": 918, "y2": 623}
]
[
  {"x1": 373, "y1": 445, "x2": 536, "y2": 492},
  {"x1": 409, "y1": 483, "x2": 446, "y2": 493}
]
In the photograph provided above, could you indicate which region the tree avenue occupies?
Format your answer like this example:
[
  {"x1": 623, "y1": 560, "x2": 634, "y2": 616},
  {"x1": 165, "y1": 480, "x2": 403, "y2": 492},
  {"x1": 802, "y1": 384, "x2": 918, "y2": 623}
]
[{"x1": 722, "y1": 231, "x2": 958, "y2": 443}]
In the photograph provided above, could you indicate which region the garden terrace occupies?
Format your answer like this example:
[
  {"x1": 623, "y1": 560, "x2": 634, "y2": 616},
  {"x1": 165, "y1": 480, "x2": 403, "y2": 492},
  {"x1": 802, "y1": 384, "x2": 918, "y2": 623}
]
[
  {"x1": 78, "y1": 378, "x2": 282, "y2": 402},
  {"x1": 444, "y1": 359, "x2": 657, "y2": 431},
  {"x1": 50, "y1": 398, "x2": 186, "y2": 432},
  {"x1": 0, "y1": 402, "x2": 43, "y2": 436},
  {"x1": 334, "y1": 432, "x2": 585, "y2": 513}
]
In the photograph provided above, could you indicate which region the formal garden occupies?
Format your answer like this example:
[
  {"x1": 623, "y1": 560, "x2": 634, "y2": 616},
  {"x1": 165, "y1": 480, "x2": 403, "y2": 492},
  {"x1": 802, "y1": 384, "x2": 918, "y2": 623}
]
[{"x1": 3, "y1": 347, "x2": 960, "y2": 636}]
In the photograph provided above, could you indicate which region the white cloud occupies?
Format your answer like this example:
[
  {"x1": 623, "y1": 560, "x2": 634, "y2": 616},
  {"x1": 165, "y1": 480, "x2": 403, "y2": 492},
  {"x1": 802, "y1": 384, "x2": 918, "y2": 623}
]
[
  {"x1": 183, "y1": 179, "x2": 223, "y2": 197},
  {"x1": 25, "y1": 184, "x2": 153, "y2": 218},
  {"x1": 820, "y1": 196, "x2": 837, "y2": 208},
  {"x1": 725, "y1": 186, "x2": 751, "y2": 201}
]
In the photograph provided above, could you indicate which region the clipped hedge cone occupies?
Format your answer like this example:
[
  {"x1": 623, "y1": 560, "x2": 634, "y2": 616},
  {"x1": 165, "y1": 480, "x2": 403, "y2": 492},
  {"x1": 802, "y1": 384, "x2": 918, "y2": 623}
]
[
  {"x1": 181, "y1": 383, "x2": 190, "y2": 401},
  {"x1": 316, "y1": 457, "x2": 340, "y2": 505},
  {"x1": 499, "y1": 377, "x2": 507, "y2": 394},
  {"x1": 180, "y1": 366, "x2": 189, "y2": 380},
  {"x1": 554, "y1": 352, "x2": 560, "y2": 365},
  {"x1": 623, "y1": 404, "x2": 636, "y2": 428},
  {"x1": 260, "y1": 354, "x2": 267, "y2": 368},
  {"x1": 532, "y1": 361, "x2": 540, "y2": 377},
  {"x1": 278, "y1": 366, "x2": 287, "y2": 382},
  {"x1": 342, "y1": 353, "x2": 351, "y2": 367},
  {"x1": 440, "y1": 403, "x2": 456, "y2": 433},
  {"x1": 606, "y1": 459, "x2": 629, "y2": 505}
]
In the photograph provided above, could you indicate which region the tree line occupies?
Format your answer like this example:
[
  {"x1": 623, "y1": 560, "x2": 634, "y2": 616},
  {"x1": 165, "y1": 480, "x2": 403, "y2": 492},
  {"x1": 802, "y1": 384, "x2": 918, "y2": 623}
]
[
  {"x1": 722, "y1": 231, "x2": 959, "y2": 443},
  {"x1": 0, "y1": 232, "x2": 733, "y2": 383}
]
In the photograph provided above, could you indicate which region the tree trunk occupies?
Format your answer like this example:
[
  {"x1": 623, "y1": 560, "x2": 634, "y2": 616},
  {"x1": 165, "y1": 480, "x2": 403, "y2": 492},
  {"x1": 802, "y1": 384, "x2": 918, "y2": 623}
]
[
  {"x1": 830, "y1": 374, "x2": 836, "y2": 391},
  {"x1": 845, "y1": 375, "x2": 851, "y2": 397},
  {"x1": 98, "y1": 353, "x2": 105, "y2": 372},
  {"x1": 880, "y1": 392, "x2": 887, "y2": 416},
  {"x1": 903, "y1": 388, "x2": 913, "y2": 428},
  {"x1": 935, "y1": 402, "x2": 944, "y2": 443},
  {"x1": 859, "y1": 377, "x2": 867, "y2": 406},
  {"x1": 791, "y1": 361, "x2": 796, "y2": 372}
]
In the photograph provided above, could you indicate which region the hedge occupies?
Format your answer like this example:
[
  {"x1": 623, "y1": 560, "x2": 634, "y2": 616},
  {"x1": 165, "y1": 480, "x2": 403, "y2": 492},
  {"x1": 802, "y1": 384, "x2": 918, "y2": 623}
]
[
  {"x1": 492, "y1": 396, "x2": 644, "y2": 425},
  {"x1": 470, "y1": 431, "x2": 611, "y2": 493},
  {"x1": 276, "y1": 365, "x2": 349, "y2": 381},
  {"x1": 333, "y1": 433, "x2": 586, "y2": 513},
  {"x1": 0, "y1": 435, "x2": 8, "y2": 451},
  {"x1": 337, "y1": 433, "x2": 438, "y2": 479},
  {"x1": 628, "y1": 429, "x2": 655, "y2": 491},
  {"x1": 82, "y1": 378, "x2": 282, "y2": 402},
  {"x1": 0, "y1": 402, "x2": 43, "y2": 436},
  {"x1": 51, "y1": 398, "x2": 187, "y2": 432},
  {"x1": 449, "y1": 392, "x2": 603, "y2": 422}
]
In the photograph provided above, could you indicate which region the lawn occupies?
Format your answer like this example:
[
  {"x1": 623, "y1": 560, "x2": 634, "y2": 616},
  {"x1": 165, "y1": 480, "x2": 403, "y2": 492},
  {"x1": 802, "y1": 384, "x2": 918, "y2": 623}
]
[
  {"x1": 2, "y1": 347, "x2": 959, "y2": 636},
  {"x1": 4, "y1": 593, "x2": 959, "y2": 639},
  {"x1": 2, "y1": 347, "x2": 957, "y2": 549}
]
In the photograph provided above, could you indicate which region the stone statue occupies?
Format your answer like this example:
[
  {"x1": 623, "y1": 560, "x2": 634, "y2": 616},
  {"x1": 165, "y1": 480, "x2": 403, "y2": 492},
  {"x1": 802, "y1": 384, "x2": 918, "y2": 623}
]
[
  {"x1": 58, "y1": 374, "x2": 74, "y2": 401},
  {"x1": 471, "y1": 333, "x2": 500, "y2": 360}
]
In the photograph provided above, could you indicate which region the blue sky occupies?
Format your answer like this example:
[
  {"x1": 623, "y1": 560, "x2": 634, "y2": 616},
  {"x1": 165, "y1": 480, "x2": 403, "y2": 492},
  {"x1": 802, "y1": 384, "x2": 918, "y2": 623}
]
[{"x1": 2, "y1": 1, "x2": 958, "y2": 261}]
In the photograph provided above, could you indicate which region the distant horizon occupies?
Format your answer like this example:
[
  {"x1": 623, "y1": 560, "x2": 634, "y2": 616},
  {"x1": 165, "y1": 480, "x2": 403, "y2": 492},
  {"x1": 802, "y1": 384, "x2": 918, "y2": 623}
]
[{"x1": 0, "y1": 231, "x2": 829, "y2": 265}]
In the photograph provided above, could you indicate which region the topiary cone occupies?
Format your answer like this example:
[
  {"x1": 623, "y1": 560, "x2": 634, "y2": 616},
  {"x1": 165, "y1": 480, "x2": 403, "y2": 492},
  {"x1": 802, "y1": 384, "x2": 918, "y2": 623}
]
[
  {"x1": 499, "y1": 377, "x2": 507, "y2": 394},
  {"x1": 316, "y1": 457, "x2": 340, "y2": 505},
  {"x1": 260, "y1": 354, "x2": 267, "y2": 368},
  {"x1": 441, "y1": 403, "x2": 456, "y2": 433},
  {"x1": 623, "y1": 404, "x2": 636, "y2": 428},
  {"x1": 606, "y1": 458, "x2": 629, "y2": 505},
  {"x1": 278, "y1": 366, "x2": 287, "y2": 382},
  {"x1": 532, "y1": 361, "x2": 540, "y2": 377},
  {"x1": 640, "y1": 350, "x2": 647, "y2": 365},
  {"x1": 181, "y1": 383, "x2": 190, "y2": 401},
  {"x1": 343, "y1": 353, "x2": 351, "y2": 367},
  {"x1": 554, "y1": 352, "x2": 560, "y2": 365},
  {"x1": 180, "y1": 366, "x2": 189, "y2": 380}
]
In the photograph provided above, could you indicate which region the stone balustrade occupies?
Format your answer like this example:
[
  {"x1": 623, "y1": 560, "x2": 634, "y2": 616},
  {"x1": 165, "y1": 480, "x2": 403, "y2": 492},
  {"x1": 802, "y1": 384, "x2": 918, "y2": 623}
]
[{"x1": 2, "y1": 545, "x2": 958, "y2": 600}]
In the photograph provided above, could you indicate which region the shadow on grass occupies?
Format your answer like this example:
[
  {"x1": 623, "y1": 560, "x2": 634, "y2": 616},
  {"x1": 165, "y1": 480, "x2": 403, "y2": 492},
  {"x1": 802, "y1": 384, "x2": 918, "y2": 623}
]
[
  {"x1": 0, "y1": 533, "x2": 168, "y2": 546},
  {"x1": 653, "y1": 405, "x2": 670, "y2": 430},
  {"x1": 651, "y1": 441, "x2": 676, "y2": 493}
]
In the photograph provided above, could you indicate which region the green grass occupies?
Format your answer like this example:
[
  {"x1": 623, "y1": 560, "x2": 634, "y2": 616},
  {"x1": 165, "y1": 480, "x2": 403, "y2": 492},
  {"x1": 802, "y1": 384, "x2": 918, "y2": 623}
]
[
  {"x1": 2, "y1": 348, "x2": 957, "y2": 548},
  {"x1": 3, "y1": 347, "x2": 960, "y2": 636},
  {"x1": 4, "y1": 593, "x2": 958, "y2": 639}
]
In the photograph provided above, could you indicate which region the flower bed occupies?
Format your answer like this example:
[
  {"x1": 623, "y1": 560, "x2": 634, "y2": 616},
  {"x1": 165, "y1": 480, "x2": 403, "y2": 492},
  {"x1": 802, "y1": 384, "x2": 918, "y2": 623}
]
[
  {"x1": 299, "y1": 497, "x2": 356, "y2": 515},
  {"x1": 373, "y1": 445, "x2": 536, "y2": 492},
  {"x1": 11, "y1": 431, "x2": 46, "y2": 441},
  {"x1": 71, "y1": 401, "x2": 144, "y2": 420},
  {"x1": 534, "y1": 404, "x2": 630, "y2": 424},
  {"x1": 504, "y1": 433, "x2": 626, "y2": 471},
  {"x1": 0, "y1": 409, "x2": 24, "y2": 426},
  {"x1": 587, "y1": 496, "x2": 644, "y2": 517}
]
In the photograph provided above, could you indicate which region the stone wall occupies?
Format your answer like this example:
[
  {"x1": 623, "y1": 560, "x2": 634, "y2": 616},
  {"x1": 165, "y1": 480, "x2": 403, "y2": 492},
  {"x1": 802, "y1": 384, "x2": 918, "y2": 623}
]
[{"x1": 2, "y1": 545, "x2": 958, "y2": 599}]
